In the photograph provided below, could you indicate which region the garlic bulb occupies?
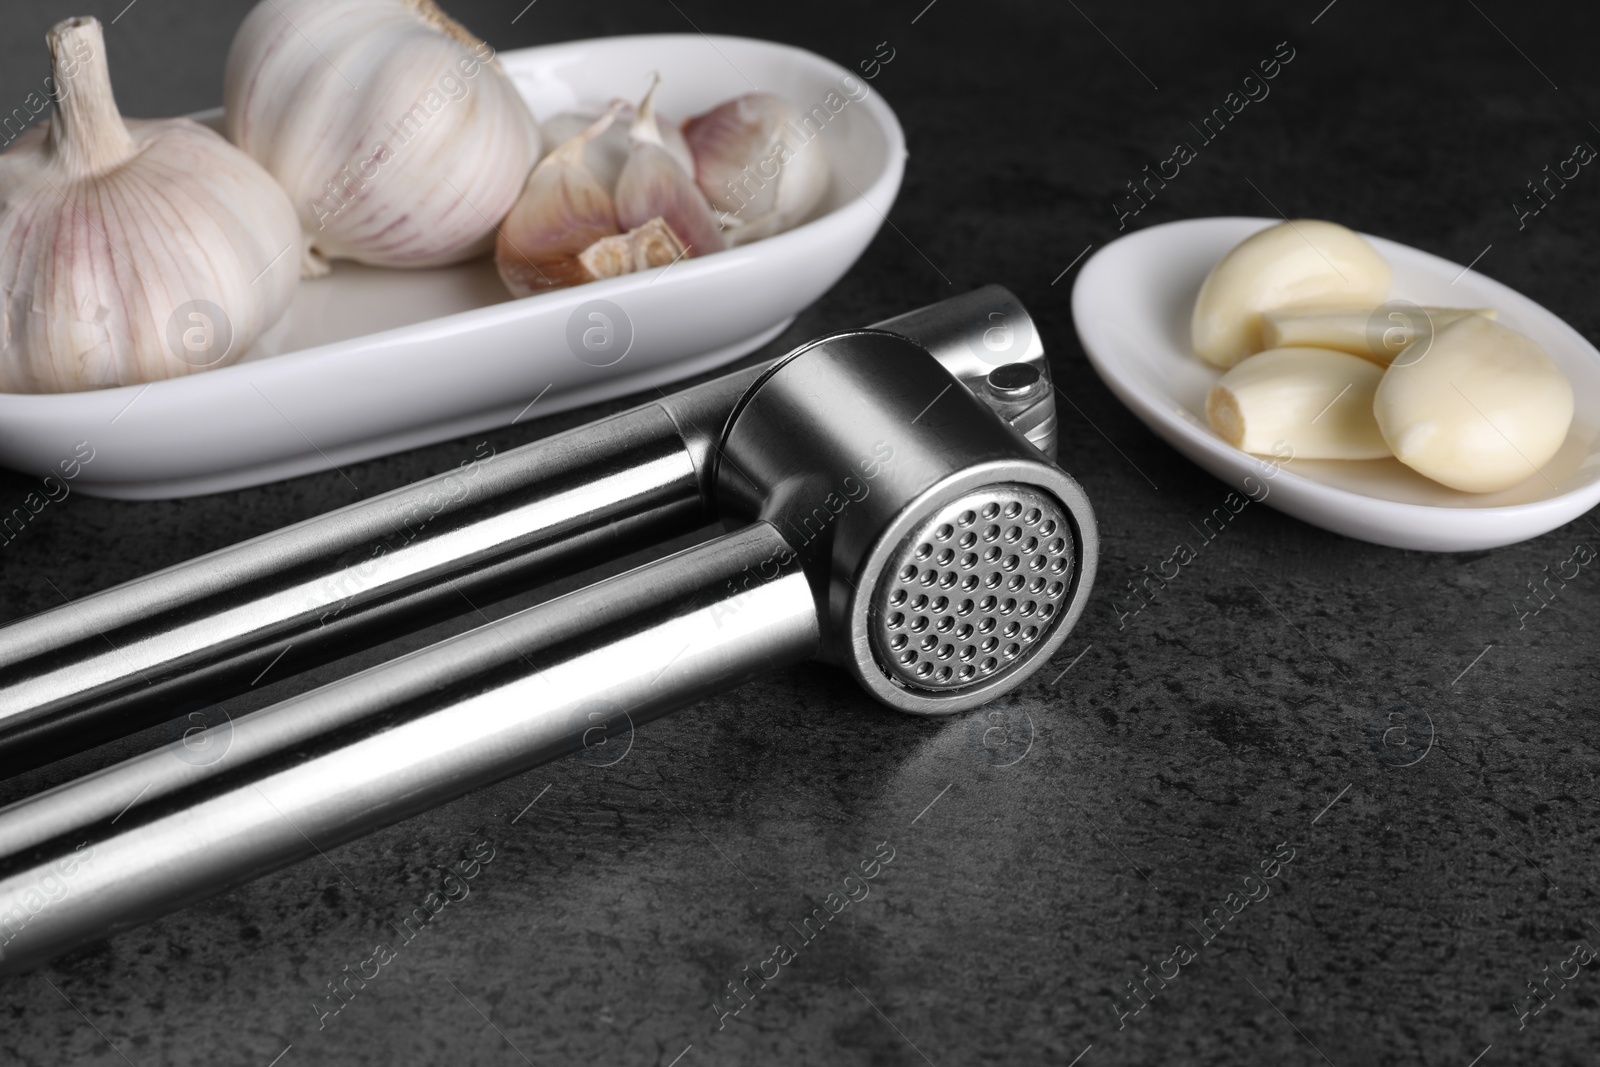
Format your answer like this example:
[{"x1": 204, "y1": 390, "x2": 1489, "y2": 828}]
[
  {"x1": 1192, "y1": 220, "x2": 1392, "y2": 369},
  {"x1": 496, "y1": 105, "x2": 623, "y2": 297},
  {"x1": 615, "y1": 77, "x2": 725, "y2": 258},
  {"x1": 684, "y1": 92, "x2": 830, "y2": 244},
  {"x1": 542, "y1": 101, "x2": 694, "y2": 192},
  {"x1": 0, "y1": 17, "x2": 300, "y2": 393},
  {"x1": 1207, "y1": 347, "x2": 1390, "y2": 459},
  {"x1": 1261, "y1": 306, "x2": 1495, "y2": 364},
  {"x1": 1373, "y1": 316, "x2": 1573, "y2": 493},
  {"x1": 225, "y1": 0, "x2": 541, "y2": 274}
]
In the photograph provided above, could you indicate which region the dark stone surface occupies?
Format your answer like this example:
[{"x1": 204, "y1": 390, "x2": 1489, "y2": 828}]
[{"x1": 2, "y1": 1, "x2": 1599, "y2": 1064}]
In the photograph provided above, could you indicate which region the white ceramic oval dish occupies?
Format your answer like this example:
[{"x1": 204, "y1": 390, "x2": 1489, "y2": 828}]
[
  {"x1": 1072, "y1": 216, "x2": 1600, "y2": 552},
  {"x1": 0, "y1": 34, "x2": 904, "y2": 499}
]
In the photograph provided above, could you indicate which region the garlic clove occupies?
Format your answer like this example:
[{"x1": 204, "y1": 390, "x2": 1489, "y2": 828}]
[
  {"x1": 542, "y1": 100, "x2": 694, "y2": 192},
  {"x1": 1192, "y1": 220, "x2": 1393, "y2": 369},
  {"x1": 614, "y1": 75, "x2": 725, "y2": 258},
  {"x1": 578, "y1": 217, "x2": 688, "y2": 280},
  {"x1": 225, "y1": 0, "x2": 541, "y2": 272},
  {"x1": 683, "y1": 92, "x2": 830, "y2": 245},
  {"x1": 0, "y1": 17, "x2": 300, "y2": 393},
  {"x1": 1373, "y1": 316, "x2": 1573, "y2": 493},
  {"x1": 495, "y1": 104, "x2": 623, "y2": 297},
  {"x1": 1262, "y1": 305, "x2": 1496, "y2": 365},
  {"x1": 1207, "y1": 347, "x2": 1391, "y2": 459}
]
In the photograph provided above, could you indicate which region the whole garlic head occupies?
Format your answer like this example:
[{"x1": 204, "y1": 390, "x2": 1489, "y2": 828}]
[
  {"x1": 1373, "y1": 316, "x2": 1573, "y2": 493},
  {"x1": 1192, "y1": 220, "x2": 1392, "y2": 369},
  {"x1": 0, "y1": 17, "x2": 300, "y2": 393},
  {"x1": 225, "y1": 0, "x2": 541, "y2": 273},
  {"x1": 684, "y1": 92, "x2": 831, "y2": 244}
]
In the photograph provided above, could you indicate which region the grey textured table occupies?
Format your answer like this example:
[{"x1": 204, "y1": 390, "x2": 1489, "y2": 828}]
[{"x1": 2, "y1": 1, "x2": 1598, "y2": 1064}]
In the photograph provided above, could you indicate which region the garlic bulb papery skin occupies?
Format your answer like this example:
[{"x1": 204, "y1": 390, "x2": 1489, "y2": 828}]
[
  {"x1": 1373, "y1": 316, "x2": 1573, "y2": 493},
  {"x1": 0, "y1": 17, "x2": 300, "y2": 394},
  {"x1": 225, "y1": 0, "x2": 541, "y2": 274},
  {"x1": 684, "y1": 92, "x2": 830, "y2": 245},
  {"x1": 542, "y1": 102, "x2": 693, "y2": 192},
  {"x1": 614, "y1": 77, "x2": 725, "y2": 258},
  {"x1": 1207, "y1": 347, "x2": 1390, "y2": 459},
  {"x1": 495, "y1": 105, "x2": 623, "y2": 297},
  {"x1": 1191, "y1": 220, "x2": 1392, "y2": 369}
]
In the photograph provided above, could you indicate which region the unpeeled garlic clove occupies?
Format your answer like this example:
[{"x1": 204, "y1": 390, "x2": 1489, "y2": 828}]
[
  {"x1": 614, "y1": 76, "x2": 726, "y2": 258},
  {"x1": 495, "y1": 104, "x2": 623, "y2": 297},
  {"x1": 683, "y1": 92, "x2": 830, "y2": 244},
  {"x1": 1262, "y1": 306, "x2": 1496, "y2": 364},
  {"x1": 225, "y1": 0, "x2": 541, "y2": 273},
  {"x1": 0, "y1": 17, "x2": 300, "y2": 393},
  {"x1": 1207, "y1": 347, "x2": 1391, "y2": 459},
  {"x1": 1192, "y1": 220, "x2": 1393, "y2": 369},
  {"x1": 542, "y1": 101, "x2": 694, "y2": 192},
  {"x1": 1373, "y1": 316, "x2": 1573, "y2": 493}
]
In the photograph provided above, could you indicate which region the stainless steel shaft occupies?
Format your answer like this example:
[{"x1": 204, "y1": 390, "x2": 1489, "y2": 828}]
[
  {"x1": 0, "y1": 287, "x2": 1049, "y2": 767},
  {"x1": 0, "y1": 391, "x2": 732, "y2": 765},
  {"x1": 0, "y1": 521, "x2": 816, "y2": 975}
]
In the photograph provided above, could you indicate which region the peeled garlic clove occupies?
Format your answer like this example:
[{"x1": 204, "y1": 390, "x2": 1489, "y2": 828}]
[
  {"x1": 1192, "y1": 220, "x2": 1392, "y2": 369},
  {"x1": 542, "y1": 100, "x2": 693, "y2": 191},
  {"x1": 579, "y1": 217, "x2": 688, "y2": 280},
  {"x1": 1262, "y1": 306, "x2": 1496, "y2": 364},
  {"x1": 683, "y1": 92, "x2": 830, "y2": 244},
  {"x1": 1207, "y1": 347, "x2": 1390, "y2": 459},
  {"x1": 495, "y1": 105, "x2": 623, "y2": 297},
  {"x1": 0, "y1": 17, "x2": 300, "y2": 393},
  {"x1": 615, "y1": 76, "x2": 725, "y2": 257},
  {"x1": 1373, "y1": 316, "x2": 1573, "y2": 493},
  {"x1": 225, "y1": 0, "x2": 541, "y2": 272}
]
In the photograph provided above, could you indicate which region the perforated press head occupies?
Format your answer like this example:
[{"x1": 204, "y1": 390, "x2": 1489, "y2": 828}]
[
  {"x1": 872, "y1": 484, "x2": 1076, "y2": 692},
  {"x1": 716, "y1": 330, "x2": 1097, "y2": 716}
]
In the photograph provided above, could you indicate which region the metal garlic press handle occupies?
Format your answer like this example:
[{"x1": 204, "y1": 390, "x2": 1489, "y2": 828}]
[
  {"x1": 0, "y1": 522, "x2": 818, "y2": 975},
  {"x1": 0, "y1": 287, "x2": 1052, "y2": 768}
]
